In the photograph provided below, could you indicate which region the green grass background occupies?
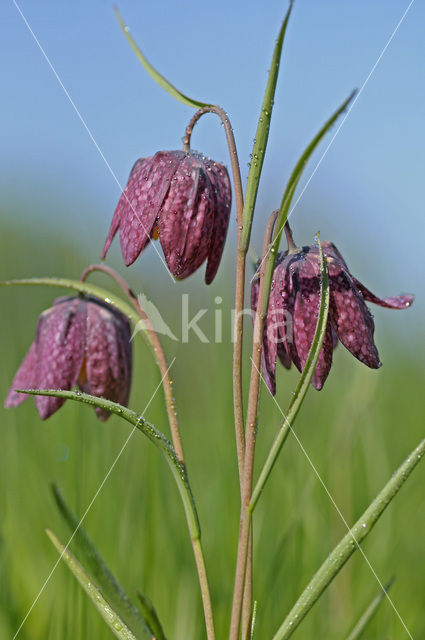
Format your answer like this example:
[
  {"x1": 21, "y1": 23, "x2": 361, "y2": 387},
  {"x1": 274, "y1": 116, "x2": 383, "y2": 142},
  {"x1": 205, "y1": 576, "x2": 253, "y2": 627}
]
[{"x1": 0, "y1": 221, "x2": 424, "y2": 640}]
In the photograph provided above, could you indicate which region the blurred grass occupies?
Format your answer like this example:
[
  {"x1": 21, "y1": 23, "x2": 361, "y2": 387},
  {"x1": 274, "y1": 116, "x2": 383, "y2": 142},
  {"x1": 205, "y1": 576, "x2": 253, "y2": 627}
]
[{"x1": 0, "y1": 221, "x2": 424, "y2": 640}]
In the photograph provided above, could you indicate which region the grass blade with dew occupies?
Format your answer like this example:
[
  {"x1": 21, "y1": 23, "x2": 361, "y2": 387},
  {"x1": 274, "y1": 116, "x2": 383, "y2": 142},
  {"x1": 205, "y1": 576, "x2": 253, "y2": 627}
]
[
  {"x1": 271, "y1": 90, "x2": 356, "y2": 252},
  {"x1": 272, "y1": 441, "x2": 425, "y2": 640},
  {"x1": 19, "y1": 389, "x2": 200, "y2": 540},
  {"x1": 51, "y1": 485, "x2": 163, "y2": 640},
  {"x1": 240, "y1": 1, "x2": 294, "y2": 250},
  {"x1": 46, "y1": 529, "x2": 145, "y2": 640}
]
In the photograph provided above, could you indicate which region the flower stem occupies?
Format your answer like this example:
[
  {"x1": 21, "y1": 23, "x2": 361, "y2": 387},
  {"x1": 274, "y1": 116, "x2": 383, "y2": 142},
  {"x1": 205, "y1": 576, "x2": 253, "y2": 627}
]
[
  {"x1": 250, "y1": 239, "x2": 329, "y2": 512},
  {"x1": 229, "y1": 211, "x2": 278, "y2": 640},
  {"x1": 80, "y1": 264, "x2": 216, "y2": 640},
  {"x1": 80, "y1": 263, "x2": 184, "y2": 463},
  {"x1": 183, "y1": 106, "x2": 246, "y2": 485},
  {"x1": 183, "y1": 105, "x2": 244, "y2": 229},
  {"x1": 284, "y1": 221, "x2": 297, "y2": 253}
]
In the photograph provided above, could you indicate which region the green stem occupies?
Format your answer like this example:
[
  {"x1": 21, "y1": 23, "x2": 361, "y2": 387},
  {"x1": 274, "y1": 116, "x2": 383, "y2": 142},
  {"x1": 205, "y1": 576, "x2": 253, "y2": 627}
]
[
  {"x1": 250, "y1": 238, "x2": 329, "y2": 511},
  {"x1": 183, "y1": 106, "x2": 246, "y2": 484},
  {"x1": 80, "y1": 264, "x2": 184, "y2": 464},
  {"x1": 22, "y1": 388, "x2": 216, "y2": 640},
  {"x1": 229, "y1": 211, "x2": 278, "y2": 640},
  {"x1": 80, "y1": 266, "x2": 215, "y2": 640},
  {"x1": 272, "y1": 439, "x2": 425, "y2": 640}
]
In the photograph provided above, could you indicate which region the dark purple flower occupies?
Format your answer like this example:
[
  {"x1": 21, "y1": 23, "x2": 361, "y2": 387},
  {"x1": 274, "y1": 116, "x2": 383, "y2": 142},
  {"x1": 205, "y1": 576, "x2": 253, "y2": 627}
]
[
  {"x1": 102, "y1": 150, "x2": 232, "y2": 283},
  {"x1": 252, "y1": 240, "x2": 414, "y2": 394},
  {"x1": 5, "y1": 296, "x2": 132, "y2": 421}
]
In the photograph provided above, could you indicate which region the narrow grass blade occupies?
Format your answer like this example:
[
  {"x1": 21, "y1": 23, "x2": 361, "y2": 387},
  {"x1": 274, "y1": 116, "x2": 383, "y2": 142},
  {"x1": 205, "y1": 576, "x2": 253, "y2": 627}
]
[
  {"x1": 240, "y1": 1, "x2": 293, "y2": 250},
  {"x1": 137, "y1": 593, "x2": 167, "y2": 640},
  {"x1": 253, "y1": 74, "x2": 354, "y2": 323},
  {"x1": 250, "y1": 601, "x2": 258, "y2": 640},
  {"x1": 345, "y1": 577, "x2": 395, "y2": 640},
  {"x1": 272, "y1": 440, "x2": 425, "y2": 640},
  {"x1": 272, "y1": 90, "x2": 356, "y2": 250},
  {"x1": 0, "y1": 277, "x2": 153, "y2": 348},
  {"x1": 250, "y1": 237, "x2": 329, "y2": 510},
  {"x1": 20, "y1": 388, "x2": 200, "y2": 541},
  {"x1": 46, "y1": 529, "x2": 142, "y2": 640},
  {"x1": 115, "y1": 7, "x2": 209, "y2": 109},
  {"x1": 52, "y1": 485, "x2": 162, "y2": 640}
]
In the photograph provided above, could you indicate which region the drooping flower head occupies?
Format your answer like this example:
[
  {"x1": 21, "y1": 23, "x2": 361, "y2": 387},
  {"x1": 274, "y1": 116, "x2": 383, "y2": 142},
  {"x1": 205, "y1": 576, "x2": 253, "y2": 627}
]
[
  {"x1": 252, "y1": 232, "x2": 414, "y2": 394},
  {"x1": 102, "y1": 150, "x2": 232, "y2": 283},
  {"x1": 5, "y1": 296, "x2": 132, "y2": 420}
]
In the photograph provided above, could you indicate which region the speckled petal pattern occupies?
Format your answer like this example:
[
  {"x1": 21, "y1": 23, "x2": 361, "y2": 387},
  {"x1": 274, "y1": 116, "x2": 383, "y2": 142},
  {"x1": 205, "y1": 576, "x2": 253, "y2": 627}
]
[
  {"x1": 273, "y1": 253, "x2": 300, "y2": 370},
  {"x1": 158, "y1": 154, "x2": 201, "y2": 277},
  {"x1": 250, "y1": 234, "x2": 413, "y2": 394},
  {"x1": 120, "y1": 152, "x2": 185, "y2": 266},
  {"x1": 102, "y1": 157, "x2": 152, "y2": 261},
  {"x1": 329, "y1": 266, "x2": 380, "y2": 368},
  {"x1": 352, "y1": 279, "x2": 414, "y2": 310},
  {"x1": 35, "y1": 298, "x2": 87, "y2": 419},
  {"x1": 175, "y1": 168, "x2": 215, "y2": 279},
  {"x1": 158, "y1": 154, "x2": 217, "y2": 279},
  {"x1": 5, "y1": 296, "x2": 133, "y2": 422},
  {"x1": 4, "y1": 341, "x2": 37, "y2": 408},
  {"x1": 82, "y1": 301, "x2": 132, "y2": 421},
  {"x1": 203, "y1": 157, "x2": 232, "y2": 284},
  {"x1": 102, "y1": 149, "x2": 232, "y2": 282},
  {"x1": 291, "y1": 258, "x2": 333, "y2": 389},
  {"x1": 277, "y1": 340, "x2": 292, "y2": 369}
]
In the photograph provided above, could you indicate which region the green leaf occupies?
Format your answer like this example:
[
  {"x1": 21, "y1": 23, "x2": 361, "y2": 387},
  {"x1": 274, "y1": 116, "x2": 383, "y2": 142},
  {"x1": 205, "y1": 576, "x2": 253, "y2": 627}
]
[
  {"x1": 250, "y1": 601, "x2": 258, "y2": 640},
  {"x1": 272, "y1": 440, "x2": 425, "y2": 640},
  {"x1": 240, "y1": 1, "x2": 294, "y2": 250},
  {"x1": 250, "y1": 236, "x2": 329, "y2": 511},
  {"x1": 345, "y1": 577, "x2": 395, "y2": 640},
  {"x1": 114, "y1": 7, "x2": 210, "y2": 109},
  {"x1": 46, "y1": 529, "x2": 142, "y2": 640},
  {"x1": 51, "y1": 485, "x2": 161, "y2": 640},
  {"x1": 137, "y1": 593, "x2": 167, "y2": 640},
  {"x1": 0, "y1": 277, "x2": 154, "y2": 348},
  {"x1": 20, "y1": 388, "x2": 200, "y2": 541},
  {"x1": 272, "y1": 90, "x2": 356, "y2": 252}
]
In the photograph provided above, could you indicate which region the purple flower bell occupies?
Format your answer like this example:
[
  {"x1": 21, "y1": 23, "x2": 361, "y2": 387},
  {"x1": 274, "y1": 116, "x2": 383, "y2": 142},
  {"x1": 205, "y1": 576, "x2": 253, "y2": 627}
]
[
  {"x1": 102, "y1": 150, "x2": 232, "y2": 283},
  {"x1": 5, "y1": 296, "x2": 132, "y2": 421},
  {"x1": 252, "y1": 232, "x2": 414, "y2": 394}
]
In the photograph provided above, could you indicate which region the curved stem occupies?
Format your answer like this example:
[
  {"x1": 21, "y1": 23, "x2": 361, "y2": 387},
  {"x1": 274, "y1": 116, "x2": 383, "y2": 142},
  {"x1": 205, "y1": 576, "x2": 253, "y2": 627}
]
[
  {"x1": 80, "y1": 265, "x2": 217, "y2": 640},
  {"x1": 183, "y1": 106, "x2": 246, "y2": 485},
  {"x1": 183, "y1": 106, "x2": 243, "y2": 229},
  {"x1": 80, "y1": 264, "x2": 184, "y2": 464},
  {"x1": 229, "y1": 211, "x2": 278, "y2": 640},
  {"x1": 284, "y1": 221, "x2": 297, "y2": 253}
]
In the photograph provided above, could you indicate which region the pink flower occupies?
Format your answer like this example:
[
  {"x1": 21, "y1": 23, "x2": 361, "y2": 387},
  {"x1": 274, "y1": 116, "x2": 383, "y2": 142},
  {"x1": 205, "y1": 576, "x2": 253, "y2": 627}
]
[
  {"x1": 102, "y1": 150, "x2": 232, "y2": 283},
  {"x1": 252, "y1": 241, "x2": 414, "y2": 393},
  {"x1": 5, "y1": 296, "x2": 132, "y2": 420}
]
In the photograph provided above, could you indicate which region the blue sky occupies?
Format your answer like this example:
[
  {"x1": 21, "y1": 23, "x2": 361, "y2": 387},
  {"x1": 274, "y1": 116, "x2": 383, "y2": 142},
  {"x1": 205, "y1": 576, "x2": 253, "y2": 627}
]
[{"x1": 1, "y1": 1, "x2": 423, "y2": 338}]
